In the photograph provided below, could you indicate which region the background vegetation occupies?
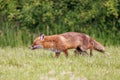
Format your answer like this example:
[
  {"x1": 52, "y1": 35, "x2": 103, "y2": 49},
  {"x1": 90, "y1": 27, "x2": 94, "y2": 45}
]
[{"x1": 0, "y1": 0, "x2": 120, "y2": 47}]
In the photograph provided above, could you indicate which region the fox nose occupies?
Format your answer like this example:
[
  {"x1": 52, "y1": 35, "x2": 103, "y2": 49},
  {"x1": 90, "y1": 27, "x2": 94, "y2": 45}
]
[{"x1": 30, "y1": 45, "x2": 35, "y2": 50}]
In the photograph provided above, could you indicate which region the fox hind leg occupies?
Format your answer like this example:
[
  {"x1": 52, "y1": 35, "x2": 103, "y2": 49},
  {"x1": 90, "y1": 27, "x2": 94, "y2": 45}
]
[
  {"x1": 89, "y1": 45, "x2": 94, "y2": 56},
  {"x1": 90, "y1": 48, "x2": 93, "y2": 56},
  {"x1": 74, "y1": 47, "x2": 88, "y2": 56},
  {"x1": 74, "y1": 49, "x2": 82, "y2": 56}
]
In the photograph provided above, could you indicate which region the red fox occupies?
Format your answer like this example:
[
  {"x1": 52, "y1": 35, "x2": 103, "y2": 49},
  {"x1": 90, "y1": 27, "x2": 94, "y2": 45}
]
[{"x1": 31, "y1": 32, "x2": 105, "y2": 57}]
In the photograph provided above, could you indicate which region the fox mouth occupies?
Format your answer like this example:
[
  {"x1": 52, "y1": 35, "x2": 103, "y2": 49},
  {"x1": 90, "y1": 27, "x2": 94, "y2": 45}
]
[{"x1": 31, "y1": 45, "x2": 43, "y2": 50}]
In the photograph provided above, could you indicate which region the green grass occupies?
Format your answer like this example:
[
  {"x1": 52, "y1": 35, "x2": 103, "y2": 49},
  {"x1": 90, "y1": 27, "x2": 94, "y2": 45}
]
[{"x1": 0, "y1": 46, "x2": 120, "y2": 80}]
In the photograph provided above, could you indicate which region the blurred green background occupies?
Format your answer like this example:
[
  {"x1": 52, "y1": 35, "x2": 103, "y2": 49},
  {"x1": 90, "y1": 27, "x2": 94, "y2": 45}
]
[{"x1": 0, "y1": 0, "x2": 120, "y2": 47}]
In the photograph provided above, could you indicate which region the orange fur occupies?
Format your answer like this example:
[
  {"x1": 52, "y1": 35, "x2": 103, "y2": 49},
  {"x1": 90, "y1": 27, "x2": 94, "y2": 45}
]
[{"x1": 31, "y1": 32, "x2": 105, "y2": 57}]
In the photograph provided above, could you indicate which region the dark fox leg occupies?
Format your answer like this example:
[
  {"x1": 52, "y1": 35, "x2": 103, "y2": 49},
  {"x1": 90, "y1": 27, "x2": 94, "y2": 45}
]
[
  {"x1": 89, "y1": 45, "x2": 94, "y2": 56},
  {"x1": 79, "y1": 46, "x2": 88, "y2": 56},
  {"x1": 81, "y1": 51, "x2": 88, "y2": 56},
  {"x1": 74, "y1": 47, "x2": 88, "y2": 56},
  {"x1": 90, "y1": 48, "x2": 93, "y2": 56},
  {"x1": 74, "y1": 47, "x2": 82, "y2": 56},
  {"x1": 74, "y1": 49, "x2": 81, "y2": 56},
  {"x1": 63, "y1": 50, "x2": 68, "y2": 57},
  {"x1": 55, "y1": 52, "x2": 60, "y2": 58}
]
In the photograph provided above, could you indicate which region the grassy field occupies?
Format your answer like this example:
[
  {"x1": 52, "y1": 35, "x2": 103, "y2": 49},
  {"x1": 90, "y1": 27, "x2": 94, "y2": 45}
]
[{"x1": 0, "y1": 46, "x2": 120, "y2": 80}]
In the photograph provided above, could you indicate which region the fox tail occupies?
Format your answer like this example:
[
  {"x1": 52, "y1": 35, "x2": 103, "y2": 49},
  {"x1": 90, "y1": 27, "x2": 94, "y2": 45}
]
[{"x1": 92, "y1": 40, "x2": 105, "y2": 52}]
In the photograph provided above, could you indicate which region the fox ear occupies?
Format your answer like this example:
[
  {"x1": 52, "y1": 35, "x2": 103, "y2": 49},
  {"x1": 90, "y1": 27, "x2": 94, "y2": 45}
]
[{"x1": 40, "y1": 33, "x2": 44, "y2": 40}]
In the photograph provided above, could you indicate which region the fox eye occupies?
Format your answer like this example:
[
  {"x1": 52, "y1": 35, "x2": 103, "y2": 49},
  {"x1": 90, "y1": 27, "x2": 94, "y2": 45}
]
[{"x1": 40, "y1": 34, "x2": 44, "y2": 40}]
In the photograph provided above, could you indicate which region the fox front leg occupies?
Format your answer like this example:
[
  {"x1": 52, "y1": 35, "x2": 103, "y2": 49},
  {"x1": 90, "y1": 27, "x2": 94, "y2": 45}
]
[
  {"x1": 55, "y1": 52, "x2": 61, "y2": 58},
  {"x1": 63, "y1": 50, "x2": 68, "y2": 57}
]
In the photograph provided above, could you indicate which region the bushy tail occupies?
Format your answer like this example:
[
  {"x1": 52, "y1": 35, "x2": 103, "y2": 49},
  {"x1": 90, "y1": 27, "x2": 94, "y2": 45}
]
[{"x1": 92, "y1": 40, "x2": 105, "y2": 52}]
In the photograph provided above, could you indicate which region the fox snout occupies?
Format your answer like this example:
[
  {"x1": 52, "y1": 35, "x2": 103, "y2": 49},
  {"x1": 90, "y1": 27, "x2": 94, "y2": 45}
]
[
  {"x1": 30, "y1": 45, "x2": 43, "y2": 50},
  {"x1": 30, "y1": 45, "x2": 36, "y2": 50}
]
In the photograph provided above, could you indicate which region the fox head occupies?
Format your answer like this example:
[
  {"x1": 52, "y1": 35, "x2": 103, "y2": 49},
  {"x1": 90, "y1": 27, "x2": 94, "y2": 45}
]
[{"x1": 31, "y1": 34, "x2": 44, "y2": 50}]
